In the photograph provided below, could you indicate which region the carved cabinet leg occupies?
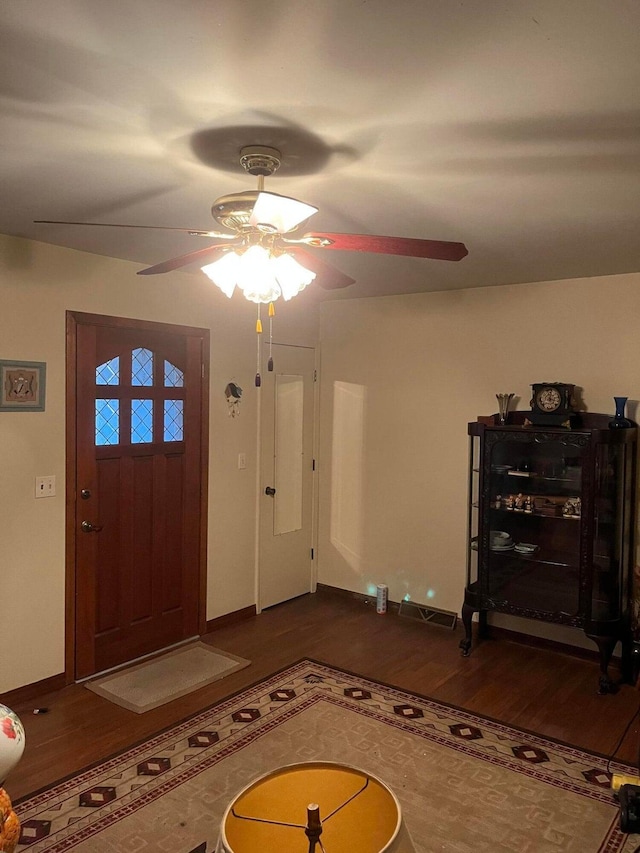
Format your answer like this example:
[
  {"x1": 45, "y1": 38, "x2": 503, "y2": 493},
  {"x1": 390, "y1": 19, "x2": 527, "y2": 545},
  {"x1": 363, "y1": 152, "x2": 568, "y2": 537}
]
[
  {"x1": 618, "y1": 616, "x2": 635, "y2": 686},
  {"x1": 591, "y1": 636, "x2": 619, "y2": 694},
  {"x1": 459, "y1": 602, "x2": 476, "y2": 656},
  {"x1": 627, "y1": 640, "x2": 640, "y2": 687}
]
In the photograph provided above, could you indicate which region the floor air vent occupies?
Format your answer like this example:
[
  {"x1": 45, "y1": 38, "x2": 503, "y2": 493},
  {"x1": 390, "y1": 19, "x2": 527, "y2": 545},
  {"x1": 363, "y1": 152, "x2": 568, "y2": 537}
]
[{"x1": 398, "y1": 600, "x2": 458, "y2": 630}]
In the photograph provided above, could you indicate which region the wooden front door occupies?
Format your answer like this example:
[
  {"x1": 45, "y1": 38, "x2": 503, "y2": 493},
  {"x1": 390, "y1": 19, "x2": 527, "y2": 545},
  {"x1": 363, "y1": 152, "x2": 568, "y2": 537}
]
[{"x1": 68, "y1": 312, "x2": 208, "y2": 680}]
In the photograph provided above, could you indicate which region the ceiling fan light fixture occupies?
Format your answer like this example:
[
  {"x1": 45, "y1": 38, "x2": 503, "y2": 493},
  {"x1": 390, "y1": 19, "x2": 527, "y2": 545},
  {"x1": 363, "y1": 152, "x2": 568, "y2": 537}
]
[
  {"x1": 201, "y1": 245, "x2": 316, "y2": 304},
  {"x1": 250, "y1": 192, "x2": 318, "y2": 234},
  {"x1": 201, "y1": 245, "x2": 281, "y2": 304},
  {"x1": 272, "y1": 253, "x2": 316, "y2": 301},
  {"x1": 201, "y1": 252, "x2": 239, "y2": 298},
  {"x1": 235, "y1": 245, "x2": 282, "y2": 303}
]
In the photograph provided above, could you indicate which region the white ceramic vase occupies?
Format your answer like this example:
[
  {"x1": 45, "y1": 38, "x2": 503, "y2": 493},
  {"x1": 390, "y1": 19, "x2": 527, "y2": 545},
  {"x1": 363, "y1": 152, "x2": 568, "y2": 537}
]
[{"x1": 0, "y1": 705, "x2": 25, "y2": 784}]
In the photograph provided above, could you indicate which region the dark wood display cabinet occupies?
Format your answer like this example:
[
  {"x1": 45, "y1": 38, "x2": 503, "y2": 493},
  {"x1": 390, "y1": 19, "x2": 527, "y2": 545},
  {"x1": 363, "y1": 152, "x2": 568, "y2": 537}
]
[{"x1": 461, "y1": 411, "x2": 637, "y2": 693}]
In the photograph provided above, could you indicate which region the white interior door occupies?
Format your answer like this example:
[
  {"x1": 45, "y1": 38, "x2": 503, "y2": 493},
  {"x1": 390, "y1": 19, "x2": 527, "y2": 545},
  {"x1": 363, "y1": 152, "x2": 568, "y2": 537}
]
[{"x1": 259, "y1": 343, "x2": 316, "y2": 610}]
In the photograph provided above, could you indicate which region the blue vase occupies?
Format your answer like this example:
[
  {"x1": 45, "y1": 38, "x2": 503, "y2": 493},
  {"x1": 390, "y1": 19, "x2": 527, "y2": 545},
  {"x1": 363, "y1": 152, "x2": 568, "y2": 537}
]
[{"x1": 609, "y1": 396, "x2": 633, "y2": 429}]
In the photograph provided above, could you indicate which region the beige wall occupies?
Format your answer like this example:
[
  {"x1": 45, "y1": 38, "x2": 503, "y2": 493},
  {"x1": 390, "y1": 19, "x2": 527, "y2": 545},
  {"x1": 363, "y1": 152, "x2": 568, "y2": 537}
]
[
  {"x1": 317, "y1": 273, "x2": 640, "y2": 645},
  {"x1": 3, "y1": 230, "x2": 640, "y2": 692},
  {"x1": 0, "y1": 234, "x2": 319, "y2": 692}
]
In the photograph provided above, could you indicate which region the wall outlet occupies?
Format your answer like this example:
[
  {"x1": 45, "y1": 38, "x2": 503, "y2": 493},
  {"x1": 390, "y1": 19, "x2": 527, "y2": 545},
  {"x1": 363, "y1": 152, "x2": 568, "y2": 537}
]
[
  {"x1": 238, "y1": 453, "x2": 247, "y2": 470},
  {"x1": 35, "y1": 475, "x2": 56, "y2": 498}
]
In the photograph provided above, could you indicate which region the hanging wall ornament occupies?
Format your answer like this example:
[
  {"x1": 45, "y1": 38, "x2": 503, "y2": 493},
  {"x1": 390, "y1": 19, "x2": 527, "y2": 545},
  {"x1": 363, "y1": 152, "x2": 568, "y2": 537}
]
[{"x1": 225, "y1": 382, "x2": 243, "y2": 417}]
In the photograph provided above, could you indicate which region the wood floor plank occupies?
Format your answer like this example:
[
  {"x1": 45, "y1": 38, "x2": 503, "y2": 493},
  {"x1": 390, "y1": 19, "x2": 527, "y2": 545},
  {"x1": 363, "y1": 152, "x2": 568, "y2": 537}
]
[{"x1": 5, "y1": 587, "x2": 640, "y2": 802}]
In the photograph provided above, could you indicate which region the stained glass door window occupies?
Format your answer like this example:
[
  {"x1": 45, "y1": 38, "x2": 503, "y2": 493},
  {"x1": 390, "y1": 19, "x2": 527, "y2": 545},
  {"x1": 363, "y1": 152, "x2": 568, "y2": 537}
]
[{"x1": 95, "y1": 351, "x2": 185, "y2": 446}]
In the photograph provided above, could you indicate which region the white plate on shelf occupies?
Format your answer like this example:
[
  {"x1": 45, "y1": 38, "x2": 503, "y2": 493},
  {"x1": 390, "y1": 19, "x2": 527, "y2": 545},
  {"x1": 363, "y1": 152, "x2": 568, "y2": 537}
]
[
  {"x1": 515, "y1": 543, "x2": 538, "y2": 554},
  {"x1": 491, "y1": 543, "x2": 515, "y2": 551},
  {"x1": 490, "y1": 530, "x2": 511, "y2": 540}
]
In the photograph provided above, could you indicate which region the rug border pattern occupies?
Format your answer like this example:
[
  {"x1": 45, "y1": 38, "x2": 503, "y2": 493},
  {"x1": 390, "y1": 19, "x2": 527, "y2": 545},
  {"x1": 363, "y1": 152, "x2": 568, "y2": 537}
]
[{"x1": 14, "y1": 659, "x2": 632, "y2": 852}]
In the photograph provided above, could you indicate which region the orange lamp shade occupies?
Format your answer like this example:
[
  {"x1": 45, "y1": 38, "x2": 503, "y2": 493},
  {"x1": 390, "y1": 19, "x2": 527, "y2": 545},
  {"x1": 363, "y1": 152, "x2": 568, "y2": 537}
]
[{"x1": 216, "y1": 761, "x2": 416, "y2": 853}]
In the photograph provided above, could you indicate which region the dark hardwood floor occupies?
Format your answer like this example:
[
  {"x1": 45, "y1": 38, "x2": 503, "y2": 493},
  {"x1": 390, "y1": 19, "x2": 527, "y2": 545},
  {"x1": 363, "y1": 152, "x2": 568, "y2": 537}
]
[{"x1": 6, "y1": 586, "x2": 640, "y2": 803}]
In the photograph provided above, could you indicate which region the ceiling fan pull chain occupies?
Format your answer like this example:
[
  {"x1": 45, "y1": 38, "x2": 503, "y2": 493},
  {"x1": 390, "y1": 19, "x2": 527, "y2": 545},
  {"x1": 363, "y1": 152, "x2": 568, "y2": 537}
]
[
  {"x1": 255, "y1": 304, "x2": 262, "y2": 387},
  {"x1": 268, "y1": 302, "x2": 275, "y2": 371}
]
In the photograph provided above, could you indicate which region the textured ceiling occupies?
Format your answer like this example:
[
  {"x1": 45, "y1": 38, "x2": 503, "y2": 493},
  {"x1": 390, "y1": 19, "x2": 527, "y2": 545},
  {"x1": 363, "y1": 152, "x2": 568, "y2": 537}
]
[{"x1": 1, "y1": 0, "x2": 640, "y2": 299}]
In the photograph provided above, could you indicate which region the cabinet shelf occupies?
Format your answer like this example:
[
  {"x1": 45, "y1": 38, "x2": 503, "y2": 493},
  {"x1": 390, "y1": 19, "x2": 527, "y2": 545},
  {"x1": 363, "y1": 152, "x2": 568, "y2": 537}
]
[
  {"x1": 489, "y1": 549, "x2": 578, "y2": 570},
  {"x1": 476, "y1": 548, "x2": 580, "y2": 570},
  {"x1": 531, "y1": 475, "x2": 581, "y2": 485},
  {"x1": 463, "y1": 413, "x2": 637, "y2": 694},
  {"x1": 490, "y1": 507, "x2": 580, "y2": 521},
  {"x1": 496, "y1": 471, "x2": 582, "y2": 485}
]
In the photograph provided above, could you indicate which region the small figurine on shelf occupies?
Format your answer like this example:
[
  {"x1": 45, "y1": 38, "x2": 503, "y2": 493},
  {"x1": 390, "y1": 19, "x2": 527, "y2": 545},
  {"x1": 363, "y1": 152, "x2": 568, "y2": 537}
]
[
  {"x1": 524, "y1": 495, "x2": 533, "y2": 513},
  {"x1": 514, "y1": 493, "x2": 525, "y2": 511},
  {"x1": 505, "y1": 494, "x2": 514, "y2": 511},
  {"x1": 494, "y1": 494, "x2": 502, "y2": 509},
  {"x1": 562, "y1": 497, "x2": 582, "y2": 518}
]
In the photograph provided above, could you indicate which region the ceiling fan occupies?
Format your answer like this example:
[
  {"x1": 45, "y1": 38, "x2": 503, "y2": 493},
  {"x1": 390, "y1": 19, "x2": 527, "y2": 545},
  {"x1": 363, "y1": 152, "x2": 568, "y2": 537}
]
[{"x1": 35, "y1": 145, "x2": 468, "y2": 299}]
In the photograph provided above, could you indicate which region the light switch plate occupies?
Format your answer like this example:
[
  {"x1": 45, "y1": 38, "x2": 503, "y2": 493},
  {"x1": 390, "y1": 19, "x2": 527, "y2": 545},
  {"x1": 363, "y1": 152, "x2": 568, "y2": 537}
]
[{"x1": 35, "y1": 475, "x2": 56, "y2": 498}]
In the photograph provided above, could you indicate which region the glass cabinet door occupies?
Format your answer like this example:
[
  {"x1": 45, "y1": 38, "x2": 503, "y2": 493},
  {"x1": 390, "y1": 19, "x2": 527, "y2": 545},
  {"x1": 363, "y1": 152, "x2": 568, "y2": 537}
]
[
  {"x1": 483, "y1": 432, "x2": 588, "y2": 621},
  {"x1": 591, "y1": 442, "x2": 633, "y2": 623},
  {"x1": 467, "y1": 435, "x2": 481, "y2": 595}
]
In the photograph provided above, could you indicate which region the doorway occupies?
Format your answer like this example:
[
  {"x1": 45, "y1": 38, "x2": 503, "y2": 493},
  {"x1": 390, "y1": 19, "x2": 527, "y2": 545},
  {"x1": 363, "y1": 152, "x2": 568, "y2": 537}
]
[
  {"x1": 259, "y1": 343, "x2": 316, "y2": 610},
  {"x1": 66, "y1": 312, "x2": 209, "y2": 680}
]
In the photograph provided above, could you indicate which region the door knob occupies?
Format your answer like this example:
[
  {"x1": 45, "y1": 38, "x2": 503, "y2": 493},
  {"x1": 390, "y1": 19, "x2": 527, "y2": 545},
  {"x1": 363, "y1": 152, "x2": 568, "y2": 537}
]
[
  {"x1": 265, "y1": 486, "x2": 276, "y2": 496},
  {"x1": 81, "y1": 520, "x2": 103, "y2": 533}
]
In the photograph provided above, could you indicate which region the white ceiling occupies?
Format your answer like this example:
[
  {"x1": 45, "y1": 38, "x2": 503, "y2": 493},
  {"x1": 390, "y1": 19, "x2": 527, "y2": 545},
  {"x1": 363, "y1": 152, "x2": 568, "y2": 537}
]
[{"x1": 2, "y1": 0, "x2": 640, "y2": 300}]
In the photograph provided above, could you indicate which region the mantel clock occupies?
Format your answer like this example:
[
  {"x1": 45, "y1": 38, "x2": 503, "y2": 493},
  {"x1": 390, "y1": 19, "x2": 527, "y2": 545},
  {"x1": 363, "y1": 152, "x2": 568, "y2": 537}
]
[{"x1": 529, "y1": 382, "x2": 576, "y2": 427}]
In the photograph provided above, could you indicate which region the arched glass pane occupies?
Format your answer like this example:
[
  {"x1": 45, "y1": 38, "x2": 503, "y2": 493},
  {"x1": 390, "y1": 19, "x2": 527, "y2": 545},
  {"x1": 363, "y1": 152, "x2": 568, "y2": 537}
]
[
  {"x1": 164, "y1": 400, "x2": 184, "y2": 441},
  {"x1": 164, "y1": 360, "x2": 184, "y2": 388},
  {"x1": 132, "y1": 348, "x2": 153, "y2": 386},
  {"x1": 132, "y1": 399, "x2": 153, "y2": 443},
  {"x1": 95, "y1": 399, "x2": 119, "y2": 445},
  {"x1": 96, "y1": 357, "x2": 119, "y2": 386}
]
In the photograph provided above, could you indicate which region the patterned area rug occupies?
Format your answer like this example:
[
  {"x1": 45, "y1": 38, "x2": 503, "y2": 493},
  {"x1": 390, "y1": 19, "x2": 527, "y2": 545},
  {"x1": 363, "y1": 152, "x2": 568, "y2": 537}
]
[{"x1": 14, "y1": 660, "x2": 636, "y2": 852}]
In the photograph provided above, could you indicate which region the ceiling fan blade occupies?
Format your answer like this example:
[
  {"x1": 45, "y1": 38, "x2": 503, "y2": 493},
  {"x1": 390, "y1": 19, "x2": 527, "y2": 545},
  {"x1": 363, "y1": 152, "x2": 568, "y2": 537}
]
[
  {"x1": 287, "y1": 246, "x2": 356, "y2": 290},
  {"x1": 301, "y1": 232, "x2": 468, "y2": 261},
  {"x1": 249, "y1": 192, "x2": 318, "y2": 233},
  {"x1": 34, "y1": 220, "x2": 233, "y2": 238},
  {"x1": 137, "y1": 243, "x2": 238, "y2": 275}
]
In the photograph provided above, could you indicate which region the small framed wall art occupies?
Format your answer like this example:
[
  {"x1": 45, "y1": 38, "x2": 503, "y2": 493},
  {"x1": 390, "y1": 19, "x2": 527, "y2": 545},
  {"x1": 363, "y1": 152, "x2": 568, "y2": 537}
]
[{"x1": 0, "y1": 360, "x2": 46, "y2": 411}]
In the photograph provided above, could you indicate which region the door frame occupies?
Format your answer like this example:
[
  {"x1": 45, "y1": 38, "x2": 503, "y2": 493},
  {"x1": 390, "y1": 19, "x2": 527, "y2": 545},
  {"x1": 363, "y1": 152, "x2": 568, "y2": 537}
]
[
  {"x1": 65, "y1": 311, "x2": 210, "y2": 683},
  {"x1": 255, "y1": 342, "x2": 320, "y2": 614}
]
